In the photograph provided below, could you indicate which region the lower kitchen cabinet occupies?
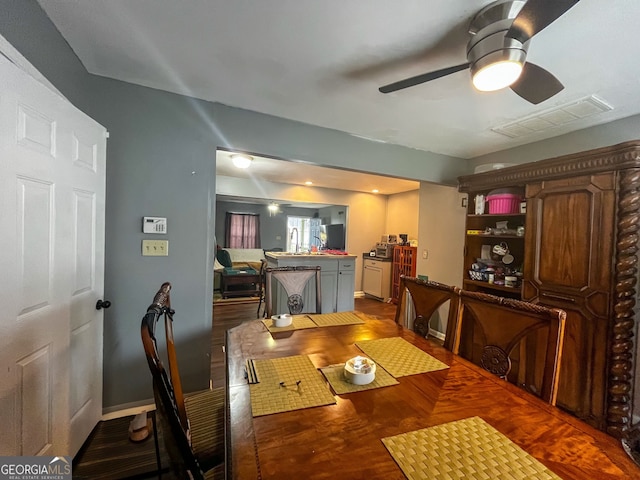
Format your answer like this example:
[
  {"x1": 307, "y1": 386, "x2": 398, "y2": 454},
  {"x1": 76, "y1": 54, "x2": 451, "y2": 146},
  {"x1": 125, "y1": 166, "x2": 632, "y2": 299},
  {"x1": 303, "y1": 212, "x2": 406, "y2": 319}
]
[
  {"x1": 337, "y1": 258, "x2": 355, "y2": 311},
  {"x1": 265, "y1": 252, "x2": 356, "y2": 313},
  {"x1": 362, "y1": 256, "x2": 392, "y2": 301}
]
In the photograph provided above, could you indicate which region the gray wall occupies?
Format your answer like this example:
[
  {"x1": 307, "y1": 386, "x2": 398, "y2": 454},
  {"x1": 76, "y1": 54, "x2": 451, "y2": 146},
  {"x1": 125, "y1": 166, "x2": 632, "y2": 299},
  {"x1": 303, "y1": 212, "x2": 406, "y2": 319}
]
[
  {"x1": 0, "y1": 0, "x2": 469, "y2": 410},
  {"x1": 1, "y1": 1, "x2": 218, "y2": 407},
  {"x1": 5, "y1": 0, "x2": 639, "y2": 410},
  {"x1": 215, "y1": 200, "x2": 325, "y2": 251}
]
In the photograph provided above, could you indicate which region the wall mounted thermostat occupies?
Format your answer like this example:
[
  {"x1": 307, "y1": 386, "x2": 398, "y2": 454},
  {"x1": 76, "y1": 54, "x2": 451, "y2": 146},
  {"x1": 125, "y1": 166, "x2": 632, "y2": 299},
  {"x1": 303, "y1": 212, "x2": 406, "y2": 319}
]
[{"x1": 143, "y1": 216, "x2": 167, "y2": 234}]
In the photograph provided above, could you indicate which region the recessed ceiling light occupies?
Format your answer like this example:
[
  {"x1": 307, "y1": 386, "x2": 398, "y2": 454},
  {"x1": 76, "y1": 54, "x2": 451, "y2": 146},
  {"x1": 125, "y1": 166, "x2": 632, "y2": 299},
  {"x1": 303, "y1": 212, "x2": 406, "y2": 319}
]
[
  {"x1": 305, "y1": 181, "x2": 313, "y2": 186},
  {"x1": 372, "y1": 189, "x2": 379, "y2": 194},
  {"x1": 231, "y1": 153, "x2": 253, "y2": 169}
]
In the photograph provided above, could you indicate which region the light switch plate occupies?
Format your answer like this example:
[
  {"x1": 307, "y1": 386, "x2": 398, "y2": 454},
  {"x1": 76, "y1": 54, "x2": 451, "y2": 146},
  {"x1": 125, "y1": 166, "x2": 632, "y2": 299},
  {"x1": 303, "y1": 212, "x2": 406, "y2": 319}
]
[{"x1": 142, "y1": 239, "x2": 169, "y2": 256}]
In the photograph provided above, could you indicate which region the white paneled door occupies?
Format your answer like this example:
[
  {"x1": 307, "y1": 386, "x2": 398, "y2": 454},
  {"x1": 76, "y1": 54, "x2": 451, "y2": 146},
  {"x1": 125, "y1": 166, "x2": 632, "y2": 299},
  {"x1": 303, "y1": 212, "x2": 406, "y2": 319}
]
[{"x1": 0, "y1": 51, "x2": 107, "y2": 457}]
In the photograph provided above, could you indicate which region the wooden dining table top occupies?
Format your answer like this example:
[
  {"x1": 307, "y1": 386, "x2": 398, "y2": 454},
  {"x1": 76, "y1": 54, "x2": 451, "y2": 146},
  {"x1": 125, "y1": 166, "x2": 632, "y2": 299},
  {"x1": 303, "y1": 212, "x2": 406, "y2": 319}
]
[{"x1": 225, "y1": 312, "x2": 639, "y2": 479}]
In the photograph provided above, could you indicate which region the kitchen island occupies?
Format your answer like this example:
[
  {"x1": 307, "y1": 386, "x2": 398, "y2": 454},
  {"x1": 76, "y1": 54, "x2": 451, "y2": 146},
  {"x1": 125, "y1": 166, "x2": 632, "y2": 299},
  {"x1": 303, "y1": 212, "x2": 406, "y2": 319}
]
[{"x1": 265, "y1": 252, "x2": 356, "y2": 313}]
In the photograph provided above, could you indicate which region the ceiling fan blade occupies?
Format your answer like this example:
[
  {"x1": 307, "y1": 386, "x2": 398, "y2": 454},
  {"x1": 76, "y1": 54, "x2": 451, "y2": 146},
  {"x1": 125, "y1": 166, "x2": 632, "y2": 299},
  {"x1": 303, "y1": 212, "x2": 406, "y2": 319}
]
[
  {"x1": 379, "y1": 63, "x2": 469, "y2": 93},
  {"x1": 510, "y1": 62, "x2": 564, "y2": 104},
  {"x1": 506, "y1": 0, "x2": 581, "y2": 44}
]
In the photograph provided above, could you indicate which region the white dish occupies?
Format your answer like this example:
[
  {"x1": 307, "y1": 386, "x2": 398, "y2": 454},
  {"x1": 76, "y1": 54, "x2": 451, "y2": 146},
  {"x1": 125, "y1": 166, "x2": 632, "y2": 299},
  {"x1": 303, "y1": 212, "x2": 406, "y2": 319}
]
[
  {"x1": 271, "y1": 314, "x2": 292, "y2": 327},
  {"x1": 343, "y1": 356, "x2": 376, "y2": 385}
]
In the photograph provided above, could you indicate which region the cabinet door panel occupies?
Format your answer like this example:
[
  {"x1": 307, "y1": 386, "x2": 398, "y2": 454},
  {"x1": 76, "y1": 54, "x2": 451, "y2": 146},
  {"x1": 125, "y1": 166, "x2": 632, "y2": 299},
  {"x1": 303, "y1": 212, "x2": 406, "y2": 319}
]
[
  {"x1": 523, "y1": 173, "x2": 615, "y2": 429},
  {"x1": 537, "y1": 191, "x2": 591, "y2": 287}
]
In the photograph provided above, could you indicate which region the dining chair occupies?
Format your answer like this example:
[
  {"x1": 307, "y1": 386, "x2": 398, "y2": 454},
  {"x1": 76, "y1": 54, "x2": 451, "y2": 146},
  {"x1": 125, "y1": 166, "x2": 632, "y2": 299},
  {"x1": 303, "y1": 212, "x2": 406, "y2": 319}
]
[
  {"x1": 256, "y1": 259, "x2": 268, "y2": 318},
  {"x1": 394, "y1": 275, "x2": 461, "y2": 349},
  {"x1": 141, "y1": 282, "x2": 225, "y2": 479},
  {"x1": 265, "y1": 266, "x2": 322, "y2": 317},
  {"x1": 453, "y1": 289, "x2": 566, "y2": 405}
]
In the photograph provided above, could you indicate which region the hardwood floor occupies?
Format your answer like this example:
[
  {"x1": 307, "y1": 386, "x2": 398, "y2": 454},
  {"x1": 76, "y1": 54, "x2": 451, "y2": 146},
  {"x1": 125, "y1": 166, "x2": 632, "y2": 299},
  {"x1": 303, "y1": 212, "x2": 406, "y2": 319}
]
[{"x1": 74, "y1": 296, "x2": 399, "y2": 478}]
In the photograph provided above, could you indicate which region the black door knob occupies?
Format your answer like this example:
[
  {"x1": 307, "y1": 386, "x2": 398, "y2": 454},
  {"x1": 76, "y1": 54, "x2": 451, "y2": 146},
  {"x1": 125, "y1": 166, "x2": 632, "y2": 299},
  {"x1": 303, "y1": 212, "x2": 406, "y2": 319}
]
[{"x1": 96, "y1": 299, "x2": 111, "y2": 310}]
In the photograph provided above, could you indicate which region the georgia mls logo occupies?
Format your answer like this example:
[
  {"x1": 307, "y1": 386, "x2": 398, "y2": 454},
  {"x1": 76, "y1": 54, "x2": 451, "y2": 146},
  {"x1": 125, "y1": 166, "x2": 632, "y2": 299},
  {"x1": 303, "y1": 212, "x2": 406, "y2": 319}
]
[
  {"x1": 0, "y1": 456, "x2": 71, "y2": 480},
  {"x1": 48, "y1": 457, "x2": 71, "y2": 474}
]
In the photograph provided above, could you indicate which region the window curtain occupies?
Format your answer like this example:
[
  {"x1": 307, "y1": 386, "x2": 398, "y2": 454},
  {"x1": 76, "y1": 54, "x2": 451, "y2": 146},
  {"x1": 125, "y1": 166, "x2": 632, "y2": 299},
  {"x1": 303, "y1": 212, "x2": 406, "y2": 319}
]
[{"x1": 225, "y1": 212, "x2": 261, "y2": 248}]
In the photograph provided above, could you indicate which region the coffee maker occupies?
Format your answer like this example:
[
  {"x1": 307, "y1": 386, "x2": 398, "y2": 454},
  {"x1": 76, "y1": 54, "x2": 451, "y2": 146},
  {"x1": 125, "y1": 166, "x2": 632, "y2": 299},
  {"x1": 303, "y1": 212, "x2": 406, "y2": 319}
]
[{"x1": 399, "y1": 234, "x2": 408, "y2": 245}]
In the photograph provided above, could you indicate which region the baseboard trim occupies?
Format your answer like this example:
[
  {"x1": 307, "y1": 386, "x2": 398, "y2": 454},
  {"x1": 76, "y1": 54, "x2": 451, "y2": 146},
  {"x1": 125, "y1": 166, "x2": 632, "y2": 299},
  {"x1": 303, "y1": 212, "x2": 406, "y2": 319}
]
[
  {"x1": 428, "y1": 328, "x2": 446, "y2": 341},
  {"x1": 102, "y1": 400, "x2": 155, "y2": 421}
]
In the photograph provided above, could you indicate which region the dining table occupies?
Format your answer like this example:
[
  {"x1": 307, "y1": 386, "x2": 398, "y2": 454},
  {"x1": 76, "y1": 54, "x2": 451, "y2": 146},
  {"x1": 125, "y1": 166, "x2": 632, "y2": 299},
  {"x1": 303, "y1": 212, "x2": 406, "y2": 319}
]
[{"x1": 225, "y1": 311, "x2": 639, "y2": 479}]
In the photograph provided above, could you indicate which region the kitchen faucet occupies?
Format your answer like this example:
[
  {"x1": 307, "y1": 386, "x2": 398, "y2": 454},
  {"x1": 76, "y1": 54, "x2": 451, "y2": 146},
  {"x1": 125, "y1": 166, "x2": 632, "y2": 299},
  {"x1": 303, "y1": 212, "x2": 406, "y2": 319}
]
[{"x1": 290, "y1": 227, "x2": 299, "y2": 253}]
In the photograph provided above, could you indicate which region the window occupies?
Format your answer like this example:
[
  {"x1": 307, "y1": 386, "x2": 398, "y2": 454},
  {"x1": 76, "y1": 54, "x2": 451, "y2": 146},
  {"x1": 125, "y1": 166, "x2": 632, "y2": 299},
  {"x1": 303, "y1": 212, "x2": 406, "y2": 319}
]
[
  {"x1": 225, "y1": 212, "x2": 261, "y2": 248},
  {"x1": 287, "y1": 216, "x2": 321, "y2": 252}
]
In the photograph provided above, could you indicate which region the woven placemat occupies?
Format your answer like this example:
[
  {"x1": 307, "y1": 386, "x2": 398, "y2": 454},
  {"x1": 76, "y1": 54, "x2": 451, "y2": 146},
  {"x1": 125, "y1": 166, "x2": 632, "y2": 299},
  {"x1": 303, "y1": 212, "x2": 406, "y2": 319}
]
[
  {"x1": 319, "y1": 363, "x2": 398, "y2": 394},
  {"x1": 308, "y1": 312, "x2": 366, "y2": 327},
  {"x1": 355, "y1": 337, "x2": 449, "y2": 377},
  {"x1": 261, "y1": 315, "x2": 317, "y2": 332},
  {"x1": 249, "y1": 355, "x2": 336, "y2": 417},
  {"x1": 382, "y1": 416, "x2": 560, "y2": 480}
]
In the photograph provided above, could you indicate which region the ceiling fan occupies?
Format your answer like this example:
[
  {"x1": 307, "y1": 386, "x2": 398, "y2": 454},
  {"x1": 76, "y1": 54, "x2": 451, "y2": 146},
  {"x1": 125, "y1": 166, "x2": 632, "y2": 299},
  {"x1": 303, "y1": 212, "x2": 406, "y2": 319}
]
[{"x1": 379, "y1": 0, "x2": 581, "y2": 104}]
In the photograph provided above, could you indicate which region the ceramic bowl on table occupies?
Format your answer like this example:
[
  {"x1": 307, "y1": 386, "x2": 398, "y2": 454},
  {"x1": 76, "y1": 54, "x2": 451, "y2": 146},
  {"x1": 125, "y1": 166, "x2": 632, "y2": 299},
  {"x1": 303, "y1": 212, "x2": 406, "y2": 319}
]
[
  {"x1": 343, "y1": 356, "x2": 376, "y2": 385},
  {"x1": 272, "y1": 314, "x2": 292, "y2": 327}
]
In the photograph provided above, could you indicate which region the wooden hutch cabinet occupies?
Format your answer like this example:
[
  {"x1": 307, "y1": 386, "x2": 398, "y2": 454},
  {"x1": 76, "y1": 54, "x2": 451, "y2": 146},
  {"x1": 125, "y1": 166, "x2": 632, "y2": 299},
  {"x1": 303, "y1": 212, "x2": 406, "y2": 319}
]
[
  {"x1": 391, "y1": 246, "x2": 417, "y2": 303},
  {"x1": 458, "y1": 140, "x2": 640, "y2": 438}
]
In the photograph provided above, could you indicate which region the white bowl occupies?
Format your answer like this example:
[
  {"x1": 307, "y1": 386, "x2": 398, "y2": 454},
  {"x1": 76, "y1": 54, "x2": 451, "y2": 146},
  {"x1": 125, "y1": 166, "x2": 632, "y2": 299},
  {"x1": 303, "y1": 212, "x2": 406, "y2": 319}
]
[
  {"x1": 343, "y1": 356, "x2": 376, "y2": 385},
  {"x1": 272, "y1": 314, "x2": 292, "y2": 327}
]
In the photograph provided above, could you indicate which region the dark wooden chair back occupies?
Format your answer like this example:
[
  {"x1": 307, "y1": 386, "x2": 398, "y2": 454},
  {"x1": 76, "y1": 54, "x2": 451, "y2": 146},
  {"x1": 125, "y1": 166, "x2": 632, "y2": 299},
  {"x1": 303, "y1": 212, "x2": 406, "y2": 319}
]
[
  {"x1": 256, "y1": 259, "x2": 268, "y2": 318},
  {"x1": 140, "y1": 282, "x2": 206, "y2": 479},
  {"x1": 454, "y1": 290, "x2": 566, "y2": 405},
  {"x1": 265, "y1": 266, "x2": 322, "y2": 317},
  {"x1": 395, "y1": 275, "x2": 461, "y2": 350}
]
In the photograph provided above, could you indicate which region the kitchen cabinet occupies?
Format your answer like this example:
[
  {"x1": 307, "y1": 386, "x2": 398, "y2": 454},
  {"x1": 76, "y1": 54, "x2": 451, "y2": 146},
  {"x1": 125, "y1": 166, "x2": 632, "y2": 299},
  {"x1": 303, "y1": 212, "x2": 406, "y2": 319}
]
[
  {"x1": 362, "y1": 256, "x2": 392, "y2": 301},
  {"x1": 337, "y1": 258, "x2": 355, "y2": 311},
  {"x1": 391, "y1": 246, "x2": 417, "y2": 303},
  {"x1": 457, "y1": 140, "x2": 640, "y2": 438},
  {"x1": 264, "y1": 252, "x2": 356, "y2": 313}
]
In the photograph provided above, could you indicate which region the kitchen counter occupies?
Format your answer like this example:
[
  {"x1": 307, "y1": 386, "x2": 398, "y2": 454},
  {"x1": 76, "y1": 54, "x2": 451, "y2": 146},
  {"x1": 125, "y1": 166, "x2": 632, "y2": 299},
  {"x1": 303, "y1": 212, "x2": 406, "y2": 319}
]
[
  {"x1": 266, "y1": 251, "x2": 354, "y2": 259},
  {"x1": 362, "y1": 253, "x2": 392, "y2": 262},
  {"x1": 265, "y1": 252, "x2": 356, "y2": 312}
]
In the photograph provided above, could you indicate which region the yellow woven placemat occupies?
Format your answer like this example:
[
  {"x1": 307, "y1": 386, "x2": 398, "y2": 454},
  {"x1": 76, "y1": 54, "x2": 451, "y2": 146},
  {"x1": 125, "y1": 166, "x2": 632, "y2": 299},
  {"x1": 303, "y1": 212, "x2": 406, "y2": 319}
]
[
  {"x1": 355, "y1": 337, "x2": 449, "y2": 377},
  {"x1": 261, "y1": 315, "x2": 317, "y2": 332},
  {"x1": 382, "y1": 416, "x2": 561, "y2": 480},
  {"x1": 308, "y1": 312, "x2": 366, "y2": 327},
  {"x1": 319, "y1": 363, "x2": 399, "y2": 394},
  {"x1": 249, "y1": 355, "x2": 336, "y2": 417}
]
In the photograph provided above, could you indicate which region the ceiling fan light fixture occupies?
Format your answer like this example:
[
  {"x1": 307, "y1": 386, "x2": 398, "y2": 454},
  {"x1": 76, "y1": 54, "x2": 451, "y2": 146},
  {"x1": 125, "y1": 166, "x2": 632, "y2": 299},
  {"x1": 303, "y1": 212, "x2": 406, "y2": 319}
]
[
  {"x1": 231, "y1": 153, "x2": 253, "y2": 169},
  {"x1": 472, "y1": 59, "x2": 523, "y2": 91}
]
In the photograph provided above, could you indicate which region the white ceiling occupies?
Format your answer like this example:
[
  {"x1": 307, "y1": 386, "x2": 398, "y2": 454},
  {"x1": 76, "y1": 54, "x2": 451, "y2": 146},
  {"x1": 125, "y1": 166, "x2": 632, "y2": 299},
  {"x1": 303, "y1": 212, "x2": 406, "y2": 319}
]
[
  {"x1": 37, "y1": 0, "x2": 640, "y2": 185},
  {"x1": 216, "y1": 150, "x2": 419, "y2": 196}
]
